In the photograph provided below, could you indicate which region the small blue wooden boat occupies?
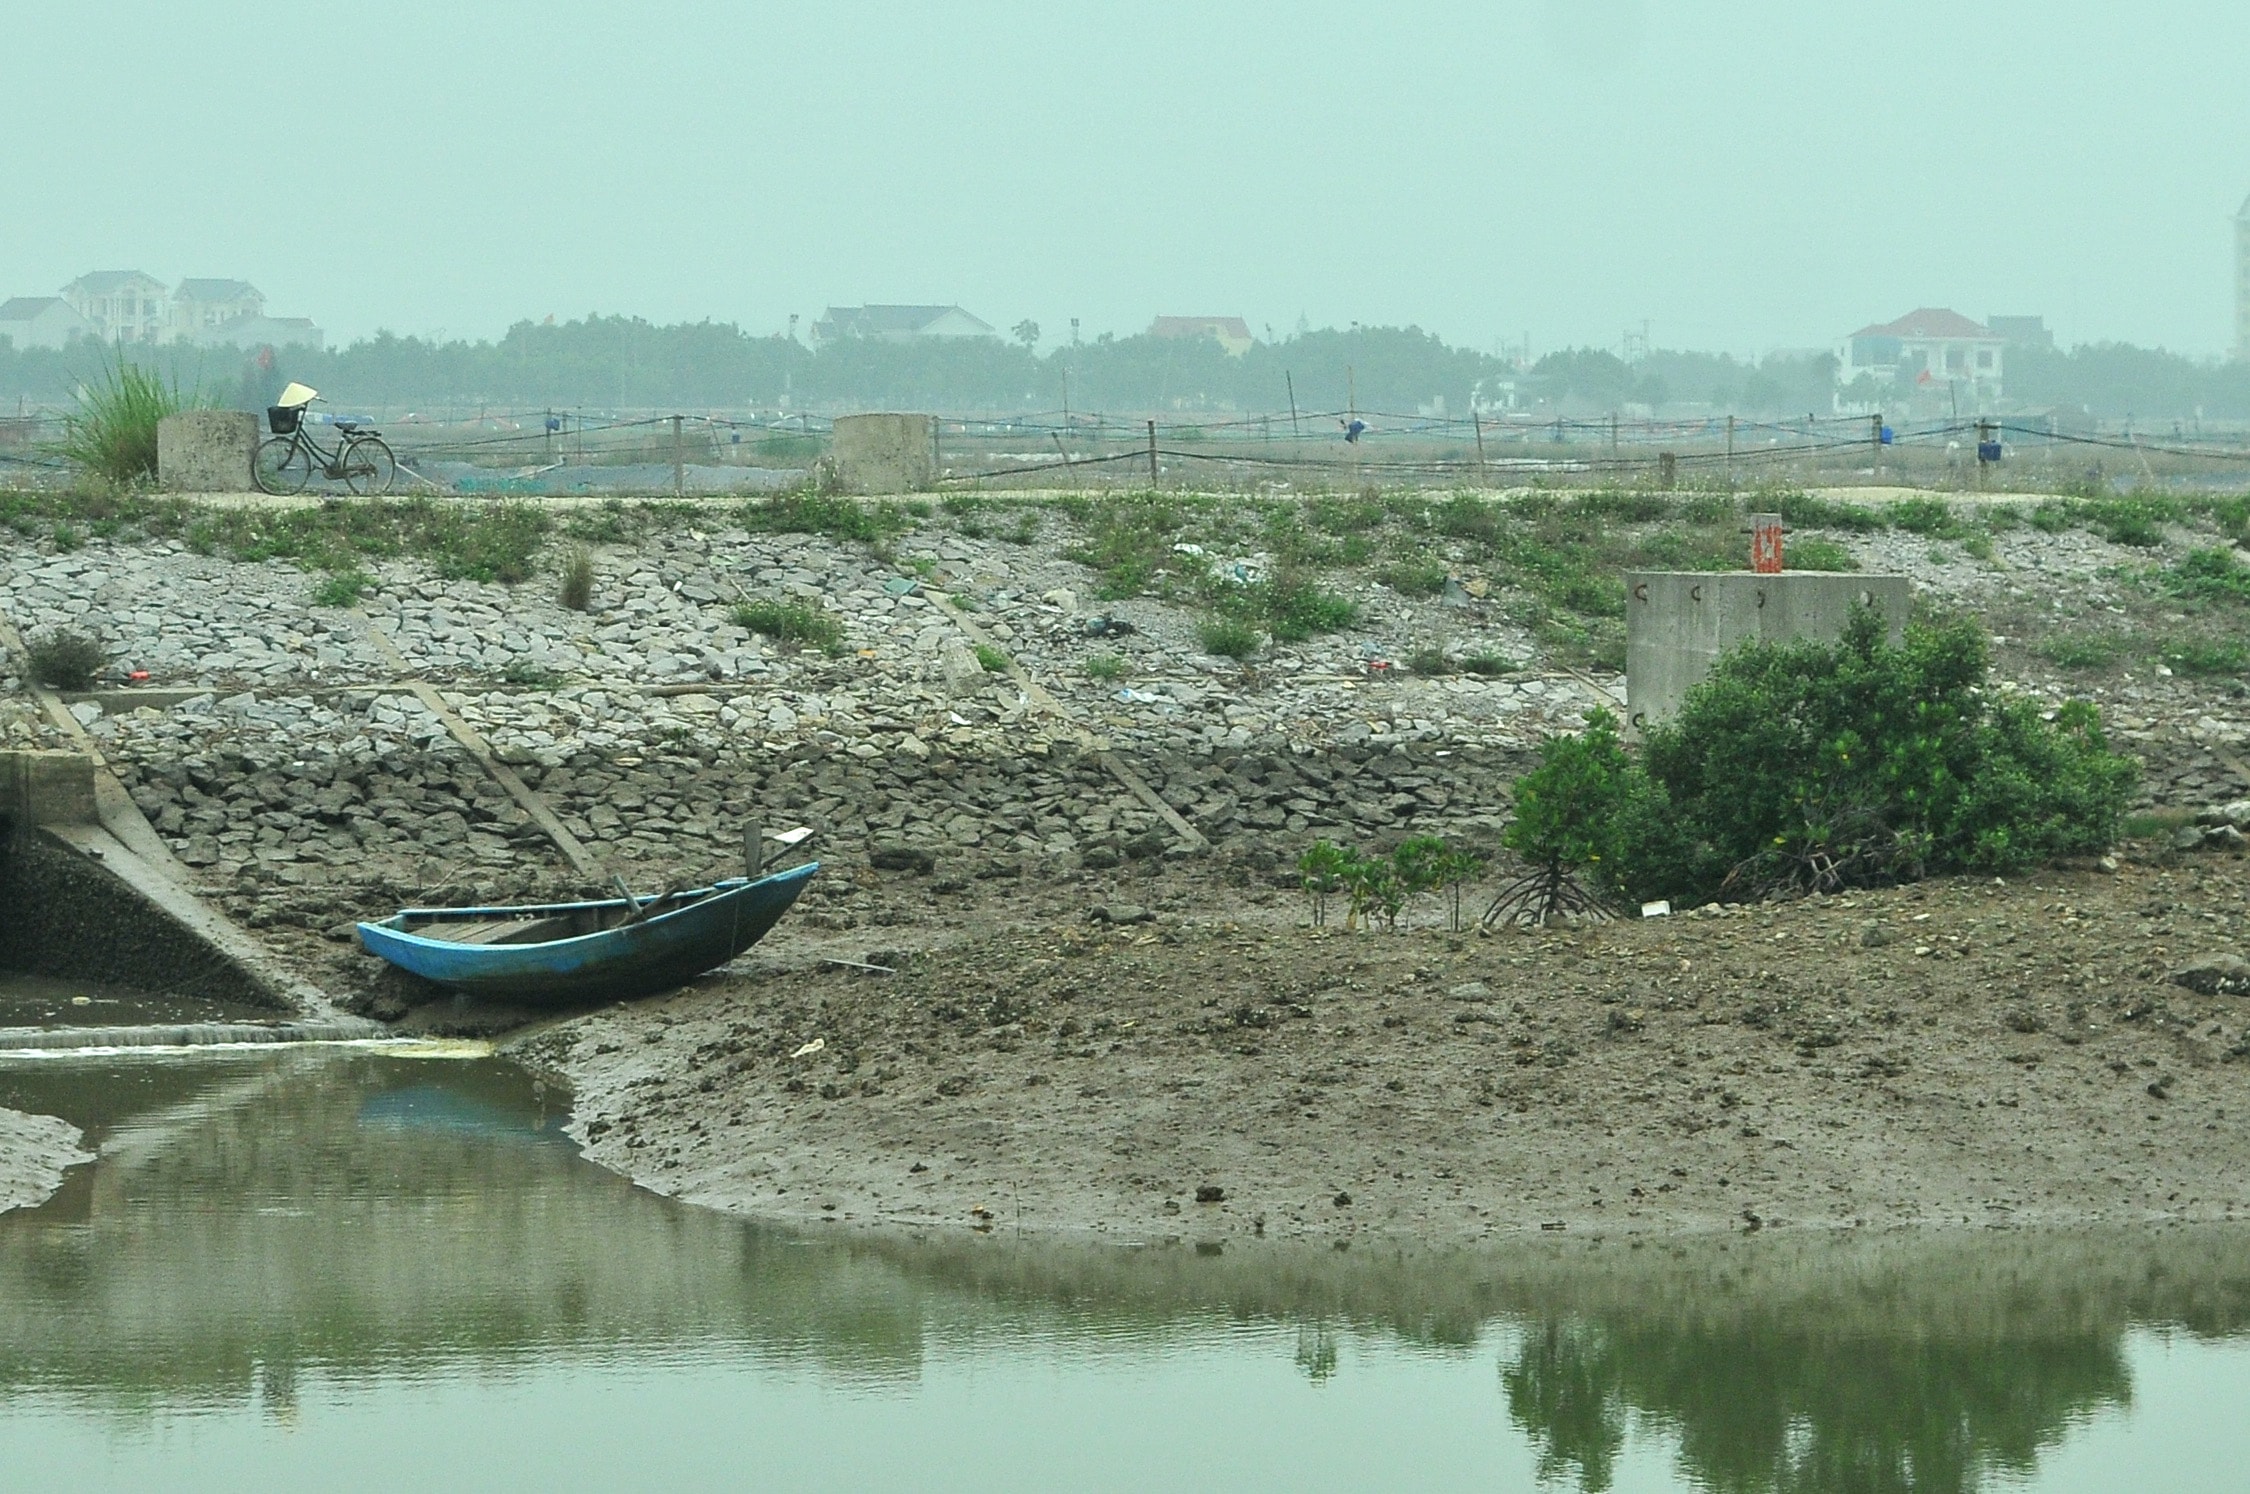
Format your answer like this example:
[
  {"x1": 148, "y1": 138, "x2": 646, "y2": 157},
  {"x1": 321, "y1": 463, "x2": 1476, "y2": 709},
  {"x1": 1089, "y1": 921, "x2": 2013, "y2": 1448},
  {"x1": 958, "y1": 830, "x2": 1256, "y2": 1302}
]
[{"x1": 356, "y1": 863, "x2": 818, "y2": 1004}]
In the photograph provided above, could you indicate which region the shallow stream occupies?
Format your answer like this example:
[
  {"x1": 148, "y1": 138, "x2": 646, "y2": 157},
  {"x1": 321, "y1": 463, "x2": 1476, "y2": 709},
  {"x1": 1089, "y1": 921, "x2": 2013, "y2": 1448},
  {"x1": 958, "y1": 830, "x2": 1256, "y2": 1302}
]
[{"x1": 3, "y1": 1048, "x2": 2248, "y2": 1492}]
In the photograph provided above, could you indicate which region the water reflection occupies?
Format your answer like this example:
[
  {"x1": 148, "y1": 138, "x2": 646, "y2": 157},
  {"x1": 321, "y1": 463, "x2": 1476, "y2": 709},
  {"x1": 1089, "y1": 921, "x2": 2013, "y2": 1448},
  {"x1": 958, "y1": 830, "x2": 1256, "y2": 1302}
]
[{"x1": 1, "y1": 1051, "x2": 2247, "y2": 1492}]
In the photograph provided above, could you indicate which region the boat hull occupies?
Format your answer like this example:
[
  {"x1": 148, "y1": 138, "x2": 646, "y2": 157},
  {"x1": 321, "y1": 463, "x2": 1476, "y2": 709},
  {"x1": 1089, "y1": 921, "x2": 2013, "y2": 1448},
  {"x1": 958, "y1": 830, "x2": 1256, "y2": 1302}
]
[{"x1": 355, "y1": 863, "x2": 817, "y2": 1004}]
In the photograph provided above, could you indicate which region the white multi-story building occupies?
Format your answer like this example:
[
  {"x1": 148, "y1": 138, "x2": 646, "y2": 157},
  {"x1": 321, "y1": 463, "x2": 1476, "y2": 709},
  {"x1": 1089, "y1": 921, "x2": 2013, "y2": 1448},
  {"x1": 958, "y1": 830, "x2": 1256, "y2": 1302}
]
[
  {"x1": 1835, "y1": 308, "x2": 2005, "y2": 403},
  {"x1": 59, "y1": 270, "x2": 170, "y2": 343}
]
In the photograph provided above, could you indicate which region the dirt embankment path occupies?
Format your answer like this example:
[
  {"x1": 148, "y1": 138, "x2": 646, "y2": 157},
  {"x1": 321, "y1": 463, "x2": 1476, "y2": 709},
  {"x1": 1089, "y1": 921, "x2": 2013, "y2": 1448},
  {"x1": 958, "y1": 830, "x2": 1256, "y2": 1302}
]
[
  {"x1": 0, "y1": 1107, "x2": 91, "y2": 1215},
  {"x1": 516, "y1": 856, "x2": 2250, "y2": 1242}
]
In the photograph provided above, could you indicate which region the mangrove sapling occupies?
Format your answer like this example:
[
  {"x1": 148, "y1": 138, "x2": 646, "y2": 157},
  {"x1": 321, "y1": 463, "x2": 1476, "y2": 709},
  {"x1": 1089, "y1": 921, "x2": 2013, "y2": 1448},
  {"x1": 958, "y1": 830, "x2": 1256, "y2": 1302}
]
[
  {"x1": 1392, "y1": 835, "x2": 1452, "y2": 928},
  {"x1": 1345, "y1": 855, "x2": 1407, "y2": 931},
  {"x1": 1298, "y1": 840, "x2": 1352, "y2": 928},
  {"x1": 1485, "y1": 708, "x2": 1644, "y2": 928}
]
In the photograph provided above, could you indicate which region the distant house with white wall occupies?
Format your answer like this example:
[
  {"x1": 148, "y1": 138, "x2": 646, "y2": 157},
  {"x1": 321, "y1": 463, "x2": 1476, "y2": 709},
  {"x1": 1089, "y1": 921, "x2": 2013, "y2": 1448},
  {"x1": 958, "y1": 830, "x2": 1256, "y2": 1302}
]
[
  {"x1": 0, "y1": 297, "x2": 91, "y2": 350},
  {"x1": 60, "y1": 270, "x2": 170, "y2": 343},
  {"x1": 808, "y1": 305, "x2": 997, "y2": 346},
  {"x1": 170, "y1": 279, "x2": 265, "y2": 341},
  {"x1": 1835, "y1": 308, "x2": 2005, "y2": 403},
  {"x1": 191, "y1": 314, "x2": 324, "y2": 351},
  {"x1": 1148, "y1": 315, "x2": 1255, "y2": 356}
]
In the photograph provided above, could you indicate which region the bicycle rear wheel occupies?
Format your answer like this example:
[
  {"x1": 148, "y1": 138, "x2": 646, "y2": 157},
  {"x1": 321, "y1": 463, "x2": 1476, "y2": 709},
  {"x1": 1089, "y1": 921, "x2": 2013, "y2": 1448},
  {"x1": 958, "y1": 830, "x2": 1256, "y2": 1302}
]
[
  {"x1": 342, "y1": 436, "x2": 396, "y2": 496},
  {"x1": 253, "y1": 436, "x2": 311, "y2": 495}
]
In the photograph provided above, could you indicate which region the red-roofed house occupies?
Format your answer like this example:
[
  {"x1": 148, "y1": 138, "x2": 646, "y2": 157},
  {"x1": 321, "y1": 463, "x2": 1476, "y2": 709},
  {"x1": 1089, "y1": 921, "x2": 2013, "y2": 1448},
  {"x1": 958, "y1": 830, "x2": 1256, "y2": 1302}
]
[
  {"x1": 1148, "y1": 316, "x2": 1255, "y2": 356},
  {"x1": 1836, "y1": 308, "x2": 2004, "y2": 401}
]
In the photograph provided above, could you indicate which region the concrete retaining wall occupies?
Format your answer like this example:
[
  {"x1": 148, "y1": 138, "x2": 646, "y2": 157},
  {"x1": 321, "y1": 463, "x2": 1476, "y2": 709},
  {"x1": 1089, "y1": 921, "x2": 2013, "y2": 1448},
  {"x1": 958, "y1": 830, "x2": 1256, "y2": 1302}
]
[
  {"x1": 1625, "y1": 570, "x2": 1911, "y2": 730},
  {"x1": 832, "y1": 413, "x2": 935, "y2": 493},
  {"x1": 0, "y1": 828, "x2": 287, "y2": 1009},
  {"x1": 157, "y1": 410, "x2": 256, "y2": 492},
  {"x1": 0, "y1": 751, "x2": 96, "y2": 828}
]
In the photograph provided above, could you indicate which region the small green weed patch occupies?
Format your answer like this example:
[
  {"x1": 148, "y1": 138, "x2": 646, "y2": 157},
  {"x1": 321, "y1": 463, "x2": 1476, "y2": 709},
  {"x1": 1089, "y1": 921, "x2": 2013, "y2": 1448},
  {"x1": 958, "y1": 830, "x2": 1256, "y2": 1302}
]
[{"x1": 730, "y1": 598, "x2": 845, "y2": 653}]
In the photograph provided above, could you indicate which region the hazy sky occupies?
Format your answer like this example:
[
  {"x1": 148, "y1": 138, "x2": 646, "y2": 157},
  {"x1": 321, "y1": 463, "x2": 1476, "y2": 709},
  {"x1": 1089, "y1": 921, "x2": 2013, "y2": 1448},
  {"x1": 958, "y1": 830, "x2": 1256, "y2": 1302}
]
[{"x1": 7, "y1": 1, "x2": 2246, "y2": 356}]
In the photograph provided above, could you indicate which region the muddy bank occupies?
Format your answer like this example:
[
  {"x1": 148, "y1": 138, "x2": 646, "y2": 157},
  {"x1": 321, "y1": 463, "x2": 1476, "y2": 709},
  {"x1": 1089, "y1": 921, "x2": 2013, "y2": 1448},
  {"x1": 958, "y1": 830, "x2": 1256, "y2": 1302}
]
[
  {"x1": 0, "y1": 1106, "x2": 90, "y2": 1214},
  {"x1": 517, "y1": 855, "x2": 2250, "y2": 1242}
]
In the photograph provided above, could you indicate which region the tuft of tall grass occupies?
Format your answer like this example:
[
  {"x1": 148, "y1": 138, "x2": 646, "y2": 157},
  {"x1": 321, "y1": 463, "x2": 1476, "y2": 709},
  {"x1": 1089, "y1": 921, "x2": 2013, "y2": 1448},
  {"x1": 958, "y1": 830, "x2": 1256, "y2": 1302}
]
[
  {"x1": 559, "y1": 546, "x2": 596, "y2": 611},
  {"x1": 53, "y1": 354, "x2": 205, "y2": 485},
  {"x1": 25, "y1": 629, "x2": 106, "y2": 690}
]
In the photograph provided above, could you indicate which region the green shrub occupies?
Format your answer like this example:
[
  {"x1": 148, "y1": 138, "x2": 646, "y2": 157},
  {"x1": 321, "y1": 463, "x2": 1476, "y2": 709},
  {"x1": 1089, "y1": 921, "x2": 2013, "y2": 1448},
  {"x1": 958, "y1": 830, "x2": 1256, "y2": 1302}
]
[
  {"x1": 1784, "y1": 538, "x2": 1859, "y2": 572},
  {"x1": 1461, "y1": 652, "x2": 1518, "y2": 676},
  {"x1": 24, "y1": 629, "x2": 106, "y2": 691},
  {"x1": 1632, "y1": 612, "x2": 2135, "y2": 900},
  {"x1": 2079, "y1": 496, "x2": 2177, "y2": 547},
  {"x1": 2038, "y1": 633, "x2": 2125, "y2": 670},
  {"x1": 730, "y1": 598, "x2": 845, "y2": 654},
  {"x1": 311, "y1": 569, "x2": 372, "y2": 607},
  {"x1": 1775, "y1": 492, "x2": 1885, "y2": 533},
  {"x1": 1197, "y1": 616, "x2": 1261, "y2": 659},
  {"x1": 1085, "y1": 653, "x2": 1127, "y2": 681},
  {"x1": 1207, "y1": 566, "x2": 1359, "y2": 643},
  {"x1": 1375, "y1": 556, "x2": 1450, "y2": 597},
  {"x1": 972, "y1": 643, "x2": 1011, "y2": 674},
  {"x1": 52, "y1": 353, "x2": 203, "y2": 485},
  {"x1": 1407, "y1": 645, "x2": 1454, "y2": 675},
  {"x1": 558, "y1": 546, "x2": 596, "y2": 611},
  {"x1": 2160, "y1": 548, "x2": 2250, "y2": 604},
  {"x1": 2161, "y1": 637, "x2": 2250, "y2": 676},
  {"x1": 1887, "y1": 497, "x2": 1965, "y2": 539},
  {"x1": 740, "y1": 492, "x2": 909, "y2": 545}
]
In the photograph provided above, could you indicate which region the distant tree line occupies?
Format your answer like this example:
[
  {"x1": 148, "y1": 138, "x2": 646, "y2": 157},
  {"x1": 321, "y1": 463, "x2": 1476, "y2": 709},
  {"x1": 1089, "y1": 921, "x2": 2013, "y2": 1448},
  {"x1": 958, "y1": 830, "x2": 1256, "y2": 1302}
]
[{"x1": 2, "y1": 316, "x2": 2245, "y2": 420}]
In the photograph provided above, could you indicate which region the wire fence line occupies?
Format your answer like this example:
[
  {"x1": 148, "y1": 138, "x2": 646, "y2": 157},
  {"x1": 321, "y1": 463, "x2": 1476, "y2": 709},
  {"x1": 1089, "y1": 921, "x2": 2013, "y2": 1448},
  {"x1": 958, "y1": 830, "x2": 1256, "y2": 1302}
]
[{"x1": 10, "y1": 404, "x2": 2250, "y2": 494}]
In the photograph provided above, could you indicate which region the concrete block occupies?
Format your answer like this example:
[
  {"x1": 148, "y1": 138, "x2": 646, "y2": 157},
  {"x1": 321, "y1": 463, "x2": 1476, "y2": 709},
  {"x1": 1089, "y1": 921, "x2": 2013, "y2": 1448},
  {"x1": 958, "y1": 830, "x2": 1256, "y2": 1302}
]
[
  {"x1": 832, "y1": 413, "x2": 935, "y2": 493},
  {"x1": 0, "y1": 750, "x2": 98, "y2": 827},
  {"x1": 157, "y1": 409, "x2": 256, "y2": 492},
  {"x1": 1625, "y1": 570, "x2": 1910, "y2": 730}
]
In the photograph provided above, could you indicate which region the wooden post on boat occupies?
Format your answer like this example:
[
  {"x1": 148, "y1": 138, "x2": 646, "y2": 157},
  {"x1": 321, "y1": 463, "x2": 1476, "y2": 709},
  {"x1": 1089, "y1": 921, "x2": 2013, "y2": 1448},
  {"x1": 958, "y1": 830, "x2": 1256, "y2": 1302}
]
[{"x1": 745, "y1": 824, "x2": 764, "y2": 879}]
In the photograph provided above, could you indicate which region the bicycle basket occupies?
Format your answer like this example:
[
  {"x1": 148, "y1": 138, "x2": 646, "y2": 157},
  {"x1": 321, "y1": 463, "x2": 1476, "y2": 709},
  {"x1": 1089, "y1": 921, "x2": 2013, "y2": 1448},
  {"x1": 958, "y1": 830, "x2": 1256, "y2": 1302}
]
[{"x1": 267, "y1": 405, "x2": 301, "y2": 435}]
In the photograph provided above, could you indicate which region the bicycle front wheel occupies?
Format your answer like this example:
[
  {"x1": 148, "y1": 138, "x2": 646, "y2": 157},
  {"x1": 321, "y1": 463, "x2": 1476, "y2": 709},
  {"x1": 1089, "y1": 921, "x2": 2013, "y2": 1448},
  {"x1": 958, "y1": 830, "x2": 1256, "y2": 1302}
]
[
  {"x1": 253, "y1": 436, "x2": 311, "y2": 495},
  {"x1": 342, "y1": 436, "x2": 396, "y2": 496}
]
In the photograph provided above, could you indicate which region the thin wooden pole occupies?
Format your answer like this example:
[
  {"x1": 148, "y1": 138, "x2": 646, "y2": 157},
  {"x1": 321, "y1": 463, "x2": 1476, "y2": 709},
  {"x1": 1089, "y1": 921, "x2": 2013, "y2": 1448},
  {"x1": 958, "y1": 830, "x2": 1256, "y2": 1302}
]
[
  {"x1": 1472, "y1": 411, "x2": 1487, "y2": 485},
  {"x1": 1146, "y1": 419, "x2": 1159, "y2": 486},
  {"x1": 672, "y1": 414, "x2": 684, "y2": 496}
]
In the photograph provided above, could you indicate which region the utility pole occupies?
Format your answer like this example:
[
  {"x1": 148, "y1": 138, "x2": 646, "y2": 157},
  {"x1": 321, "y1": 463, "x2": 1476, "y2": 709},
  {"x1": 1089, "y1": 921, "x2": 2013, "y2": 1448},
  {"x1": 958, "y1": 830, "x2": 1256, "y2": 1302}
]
[
  {"x1": 544, "y1": 408, "x2": 554, "y2": 465},
  {"x1": 1286, "y1": 371, "x2": 1300, "y2": 438},
  {"x1": 1725, "y1": 414, "x2": 1736, "y2": 487},
  {"x1": 1472, "y1": 411, "x2": 1488, "y2": 485},
  {"x1": 1147, "y1": 419, "x2": 1159, "y2": 486},
  {"x1": 1870, "y1": 411, "x2": 1884, "y2": 472},
  {"x1": 672, "y1": 414, "x2": 684, "y2": 497}
]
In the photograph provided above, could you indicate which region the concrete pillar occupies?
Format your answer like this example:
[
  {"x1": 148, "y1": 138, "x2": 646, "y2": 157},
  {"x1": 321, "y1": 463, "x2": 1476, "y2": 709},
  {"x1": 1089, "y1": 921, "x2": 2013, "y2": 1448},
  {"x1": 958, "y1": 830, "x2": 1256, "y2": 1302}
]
[
  {"x1": 0, "y1": 750, "x2": 98, "y2": 827},
  {"x1": 1624, "y1": 571, "x2": 1911, "y2": 731},
  {"x1": 157, "y1": 409, "x2": 257, "y2": 492},
  {"x1": 832, "y1": 413, "x2": 936, "y2": 493}
]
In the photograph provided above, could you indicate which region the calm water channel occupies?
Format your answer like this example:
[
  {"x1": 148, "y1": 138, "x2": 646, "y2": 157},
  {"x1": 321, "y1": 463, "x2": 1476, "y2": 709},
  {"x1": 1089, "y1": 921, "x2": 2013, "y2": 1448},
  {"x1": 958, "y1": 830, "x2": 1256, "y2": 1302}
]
[{"x1": 2, "y1": 1048, "x2": 2248, "y2": 1492}]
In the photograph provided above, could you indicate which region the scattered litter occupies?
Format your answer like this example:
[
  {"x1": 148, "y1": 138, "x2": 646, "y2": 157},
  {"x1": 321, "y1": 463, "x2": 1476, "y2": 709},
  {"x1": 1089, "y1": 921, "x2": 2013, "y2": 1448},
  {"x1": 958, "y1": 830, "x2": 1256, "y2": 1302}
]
[
  {"x1": 769, "y1": 826, "x2": 815, "y2": 847},
  {"x1": 882, "y1": 576, "x2": 921, "y2": 595},
  {"x1": 1171, "y1": 542, "x2": 1205, "y2": 557},
  {"x1": 947, "y1": 710, "x2": 970, "y2": 725},
  {"x1": 790, "y1": 1038, "x2": 825, "y2": 1058},
  {"x1": 1641, "y1": 900, "x2": 1671, "y2": 919},
  {"x1": 1082, "y1": 615, "x2": 1136, "y2": 638},
  {"x1": 1113, "y1": 687, "x2": 1164, "y2": 704},
  {"x1": 822, "y1": 957, "x2": 896, "y2": 975}
]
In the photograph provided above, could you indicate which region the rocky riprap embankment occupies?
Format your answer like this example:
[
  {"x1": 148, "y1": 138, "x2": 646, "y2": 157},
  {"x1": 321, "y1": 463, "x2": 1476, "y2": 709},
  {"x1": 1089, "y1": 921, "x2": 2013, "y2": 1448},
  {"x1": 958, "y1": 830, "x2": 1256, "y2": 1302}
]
[{"x1": 2, "y1": 495, "x2": 2248, "y2": 971}]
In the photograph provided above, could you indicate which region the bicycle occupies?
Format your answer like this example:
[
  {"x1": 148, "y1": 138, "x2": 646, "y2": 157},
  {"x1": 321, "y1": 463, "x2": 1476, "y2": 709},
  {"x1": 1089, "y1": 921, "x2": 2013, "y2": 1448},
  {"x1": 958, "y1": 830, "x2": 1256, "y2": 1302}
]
[{"x1": 253, "y1": 384, "x2": 396, "y2": 495}]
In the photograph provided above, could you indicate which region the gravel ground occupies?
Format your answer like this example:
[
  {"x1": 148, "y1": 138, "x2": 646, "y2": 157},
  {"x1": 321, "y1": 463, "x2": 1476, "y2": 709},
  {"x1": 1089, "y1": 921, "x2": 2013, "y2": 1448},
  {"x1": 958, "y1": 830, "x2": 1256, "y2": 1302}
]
[{"x1": 515, "y1": 855, "x2": 2250, "y2": 1242}]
